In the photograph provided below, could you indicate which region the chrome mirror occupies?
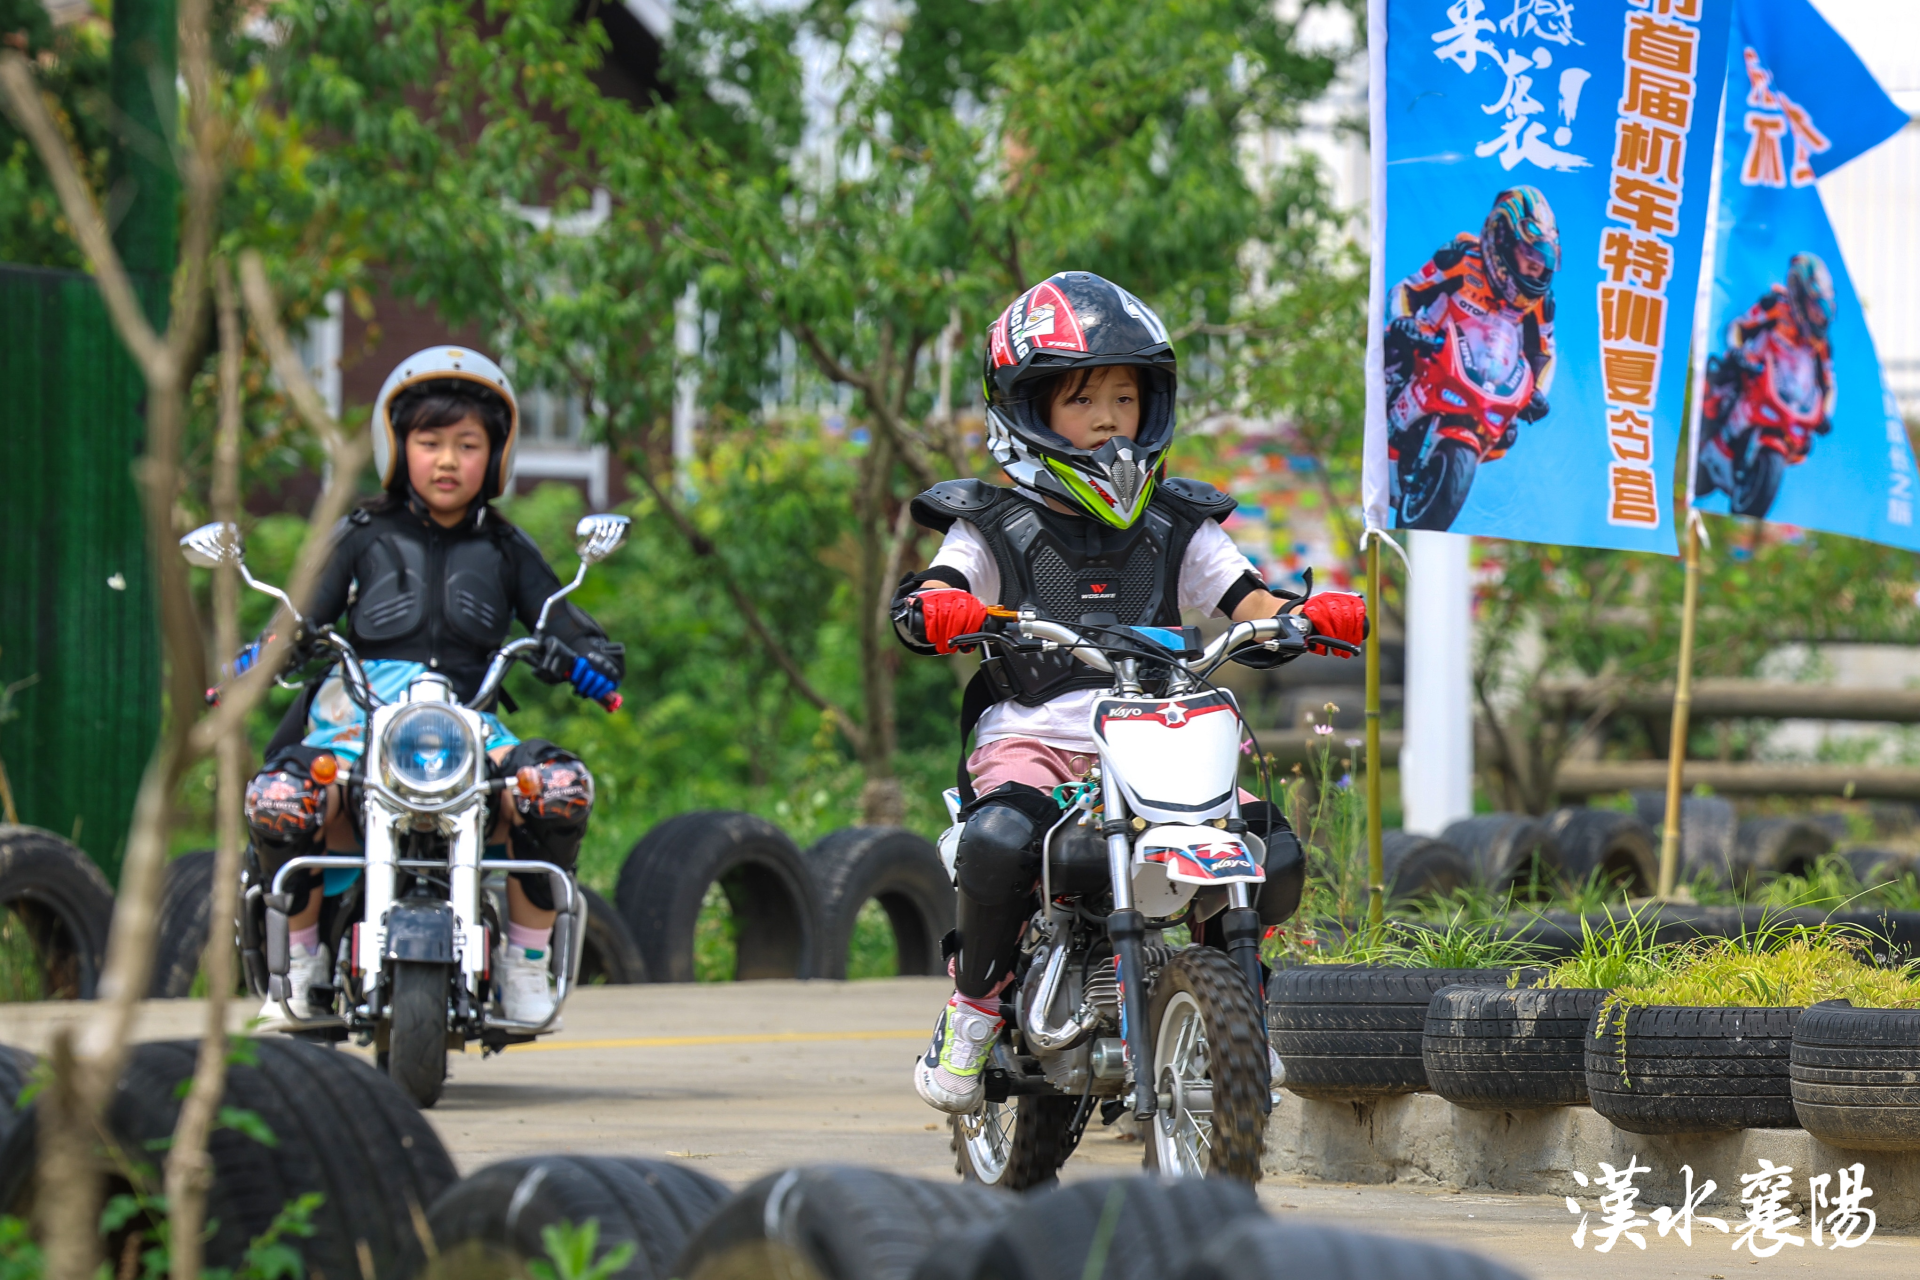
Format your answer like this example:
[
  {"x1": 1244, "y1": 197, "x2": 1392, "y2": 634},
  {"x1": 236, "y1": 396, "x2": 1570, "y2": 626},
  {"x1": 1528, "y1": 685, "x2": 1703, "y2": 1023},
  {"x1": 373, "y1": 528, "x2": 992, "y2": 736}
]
[
  {"x1": 179, "y1": 521, "x2": 243, "y2": 569},
  {"x1": 574, "y1": 514, "x2": 631, "y2": 565}
]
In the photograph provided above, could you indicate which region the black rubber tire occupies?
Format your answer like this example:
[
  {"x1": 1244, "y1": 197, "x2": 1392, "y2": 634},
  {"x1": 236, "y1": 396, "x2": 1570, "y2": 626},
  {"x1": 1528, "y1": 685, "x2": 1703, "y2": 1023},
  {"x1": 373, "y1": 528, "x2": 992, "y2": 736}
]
[
  {"x1": 1270, "y1": 966, "x2": 1515, "y2": 1100},
  {"x1": 422, "y1": 1155, "x2": 729, "y2": 1279},
  {"x1": 1380, "y1": 831, "x2": 1475, "y2": 902},
  {"x1": 1791, "y1": 1001, "x2": 1920, "y2": 1150},
  {"x1": 1632, "y1": 792, "x2": 1739, "y2": 887},
  {"x1": 1732, "y1": 445, "x2": 1786, "y2": 518},
  {"x1": 578, "y1": 884, "x2": 648, "y2": 984},
  {"x1": 1842, "y1": 847, "x2": 1914, "y2": 887},
  {"x1": 673, "y1": 1165, "x2": 1013, "y2": 1280},
  {"x1": 615, "y1": 811, "x2": 820, "y2": 982},
  {"x1": 149, "y1": 848, "x2": 227, "y2": 998},
  {"x1": 804, "y1": 826, "x2": 953, "y2": 980},
  {"x1": 1541, "y1": 808, "x2": 1656, "y2": 896},
  {"x1": 386, "y1": 961, "x2": 450, "y2": 1109},
  {"x1": 1179, "y1": 1215, "x2": 1529, "y2": 1280},
  {"x1": 0, "y1": 1045, "x2": 34, "y2": 1151},
  {"x1": 0, "y1": 824, "x2": 114, "y2": 1000},
  {"x1": 950, "y1": 1095, "x2": 1080, "y2": 1190},
  {"x1": 0, "y1": 1037, "x2": 457, "y2": 1277},
  {"x1": 1585, "y1": 1004, "x2": 1801, "y2": 1134},
  {"x1": 964, "y1": 1176, "x2": 1262, "y2": 1280},
  {"x1": 1142, "y1": 948, "x2": 1269, "y2": 1181},
  {"x1": 1734, "y1": 817, "x2": 1834, "y2": 884},
  {"x1": 1439, "y1": 814, "x2": 1561, "y2": 895},
  {"x1": 1423, "y1": 985, "x2": 1607, "y2": 1110},
  {"x1": 1398, "y1": 436, "x2": 1478, "y2": 532}
]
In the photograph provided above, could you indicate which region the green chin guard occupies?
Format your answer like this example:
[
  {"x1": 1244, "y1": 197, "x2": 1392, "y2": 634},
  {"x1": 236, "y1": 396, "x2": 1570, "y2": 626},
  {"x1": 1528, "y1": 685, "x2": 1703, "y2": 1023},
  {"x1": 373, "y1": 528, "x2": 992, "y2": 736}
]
[{"x1": 1044, "y1": 458, "x2": 1157, "y2": 529}]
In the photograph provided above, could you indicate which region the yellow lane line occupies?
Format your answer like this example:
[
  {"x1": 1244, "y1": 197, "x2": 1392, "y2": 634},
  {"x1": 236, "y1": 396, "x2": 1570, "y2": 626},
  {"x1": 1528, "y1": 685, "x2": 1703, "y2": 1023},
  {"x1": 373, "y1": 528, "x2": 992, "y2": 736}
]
[{"x1": 504, "y1": 1028, "x2": 926, "y2": 1053}]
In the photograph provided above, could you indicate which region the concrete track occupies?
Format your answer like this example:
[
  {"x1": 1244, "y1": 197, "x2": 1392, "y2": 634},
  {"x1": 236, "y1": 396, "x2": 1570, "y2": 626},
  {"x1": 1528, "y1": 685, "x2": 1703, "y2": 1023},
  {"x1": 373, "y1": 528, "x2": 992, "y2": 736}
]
[{"x1": 9, "y1": 978, "x2": 1920, "y2": 1278}]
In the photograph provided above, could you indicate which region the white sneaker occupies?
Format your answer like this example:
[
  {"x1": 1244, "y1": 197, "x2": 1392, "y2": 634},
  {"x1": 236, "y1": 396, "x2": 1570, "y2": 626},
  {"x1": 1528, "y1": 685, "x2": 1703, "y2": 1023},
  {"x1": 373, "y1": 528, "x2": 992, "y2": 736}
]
[
  {"x1": 259, "y1": 942, "x2": 330, "y2": 1027},
  {"x1": 912, "y1": 993, "x2": 1005, "y2": 1114},
  {"x1": 500, "y1": 943, "x2": 558, "y2": 1025}
]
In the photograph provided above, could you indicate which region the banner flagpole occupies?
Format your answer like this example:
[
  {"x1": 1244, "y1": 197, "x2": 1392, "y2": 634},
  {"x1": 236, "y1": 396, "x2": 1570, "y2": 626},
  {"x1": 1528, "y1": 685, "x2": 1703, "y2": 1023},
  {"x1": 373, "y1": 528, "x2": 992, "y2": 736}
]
[{"x1": 1362, "y1": 0, "x2": 1388, "y2": 926}]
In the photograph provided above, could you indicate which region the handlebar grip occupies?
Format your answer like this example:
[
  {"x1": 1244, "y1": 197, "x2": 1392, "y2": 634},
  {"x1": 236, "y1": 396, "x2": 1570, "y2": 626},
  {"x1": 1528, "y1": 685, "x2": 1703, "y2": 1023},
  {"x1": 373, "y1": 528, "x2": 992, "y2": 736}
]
[
  {"x1": 600, "y1": 692, "x2": 623, "y2": 713},
  {"x1": 205, "y1": 686, "x2": 222, "y2": 706}
]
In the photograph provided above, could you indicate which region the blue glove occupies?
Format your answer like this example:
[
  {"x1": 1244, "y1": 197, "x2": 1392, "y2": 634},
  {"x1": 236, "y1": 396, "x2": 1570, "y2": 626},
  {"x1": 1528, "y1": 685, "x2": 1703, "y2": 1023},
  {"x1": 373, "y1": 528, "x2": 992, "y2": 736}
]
[
  {"x1": 570, "y1": 654, "x2": 619, "y2": 702},
  {"x1": 234, "y1": 640, "x2": 264, "y2": 677}
]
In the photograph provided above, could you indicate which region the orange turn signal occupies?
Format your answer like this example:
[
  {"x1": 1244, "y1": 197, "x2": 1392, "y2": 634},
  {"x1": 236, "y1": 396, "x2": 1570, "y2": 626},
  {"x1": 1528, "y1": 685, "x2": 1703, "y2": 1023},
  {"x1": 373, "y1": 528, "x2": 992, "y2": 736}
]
[
  {"x1": 516, "y1": 766, "x2": 540, "y2": 799},
  {"x1": 309, "y1": 753, "x2": 339, "y2": 785}
]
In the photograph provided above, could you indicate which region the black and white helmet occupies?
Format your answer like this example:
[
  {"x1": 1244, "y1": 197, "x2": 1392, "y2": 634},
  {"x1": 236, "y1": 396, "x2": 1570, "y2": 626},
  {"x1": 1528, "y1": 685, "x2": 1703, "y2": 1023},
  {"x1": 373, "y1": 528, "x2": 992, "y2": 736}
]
[{"x1": 982, "y1": 272, "x2": 1178, "y2": 528}]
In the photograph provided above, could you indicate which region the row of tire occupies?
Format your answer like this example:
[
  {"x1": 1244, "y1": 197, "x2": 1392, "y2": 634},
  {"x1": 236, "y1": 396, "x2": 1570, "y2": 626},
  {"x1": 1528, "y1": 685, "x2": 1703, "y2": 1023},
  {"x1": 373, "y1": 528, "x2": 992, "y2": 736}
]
[
  {"x1": 0, "y1": 1034, "x2": 1522, "y2": 1280},
  {"x1": 1269, "y1": 964, "x2": 1920, "y2": 1148},
  {"x1": 0, "y1": 816, "x2": 954, "y2": 999},
  {"x1": 1381, "y1": 796, "x2": 1868, "y2": 902}
]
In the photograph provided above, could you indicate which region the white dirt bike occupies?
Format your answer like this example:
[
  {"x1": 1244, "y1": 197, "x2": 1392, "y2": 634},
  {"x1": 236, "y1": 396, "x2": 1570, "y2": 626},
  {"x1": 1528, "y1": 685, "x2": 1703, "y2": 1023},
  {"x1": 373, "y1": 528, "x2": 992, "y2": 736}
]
[
  {"x1": 179, "y1": 513, "x2": 628, "y2": 1107},
  {"x1": 936, "y1": 608, "x2": 1350, "y2": 1184}
]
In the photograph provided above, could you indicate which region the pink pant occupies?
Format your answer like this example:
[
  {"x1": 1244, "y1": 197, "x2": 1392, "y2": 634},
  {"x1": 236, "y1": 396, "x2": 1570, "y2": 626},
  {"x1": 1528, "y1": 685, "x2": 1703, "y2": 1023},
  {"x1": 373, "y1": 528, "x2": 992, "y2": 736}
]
[{"x1": 967, "y1": 736, "x2": 1259, "y2": 804}]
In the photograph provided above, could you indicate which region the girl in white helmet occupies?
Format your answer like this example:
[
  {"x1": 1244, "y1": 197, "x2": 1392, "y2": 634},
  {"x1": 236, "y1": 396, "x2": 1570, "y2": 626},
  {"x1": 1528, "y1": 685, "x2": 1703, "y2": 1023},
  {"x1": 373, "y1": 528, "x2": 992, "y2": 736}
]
[{"x1": 237, "y1": 347, "x2": 625, "y2": 1027}]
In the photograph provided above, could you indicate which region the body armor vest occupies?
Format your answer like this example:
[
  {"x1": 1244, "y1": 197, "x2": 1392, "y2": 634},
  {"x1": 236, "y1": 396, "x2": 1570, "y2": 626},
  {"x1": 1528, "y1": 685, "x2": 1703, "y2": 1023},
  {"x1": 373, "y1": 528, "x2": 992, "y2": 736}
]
[{"x1": 910, "y1": 478, "x2": 1234, "y2": 706}]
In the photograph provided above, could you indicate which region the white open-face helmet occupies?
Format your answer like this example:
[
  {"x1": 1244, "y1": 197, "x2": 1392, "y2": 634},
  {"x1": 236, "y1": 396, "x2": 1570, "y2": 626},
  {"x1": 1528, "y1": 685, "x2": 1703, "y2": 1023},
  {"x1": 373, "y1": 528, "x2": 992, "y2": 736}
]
[{"x1": 372, "y1": 346, "x2": 521, "y2": 501}]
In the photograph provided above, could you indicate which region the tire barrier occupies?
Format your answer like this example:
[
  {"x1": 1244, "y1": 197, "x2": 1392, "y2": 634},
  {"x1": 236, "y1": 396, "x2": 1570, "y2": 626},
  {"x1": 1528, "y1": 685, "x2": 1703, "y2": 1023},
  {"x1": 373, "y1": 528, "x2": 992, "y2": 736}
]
[
  {"x1": 1423, "y1": 985, "x2": 1606, "y2": 1110},
  {"x1": 150, "y1": 848, "x2": 218, "y2": 998},
  {"x1": 578, "y1": 884, "x2": 648, "y2": 984},
  {"x1": 0, "y1": 824, "x2": 114, "y2": 1000},
  {"x1": 1585, "y1": 1004, "x2": 1801, "y2": 1134},
  {"x1": 1270, "y1": 965, "x2": 1516, "y2": 1100},
  {"x1": 1439, "y1": 814, "x2": 1562, "y2": 895},
  {"x1": 1791, "y1": 1001, "x2": 1920, "y2": 1151},
  {"x1": 1540, "y1": 807, "x2": 1656, "y2": 896},
  {"x1": 0, "y1": 1037, "x2": 457, "y2": 1278},
  {"x1": 803, "y1": 826, "x2": 953, "y2": 980},
  {"x1": 615, "y1": 810, "x2": 821, "y2": 982},
  {"x1": 674, "y1": 1165, "x2": 1011, "y2": 1280},
  {"x1": 1378, "y1": 830, "x2": 1475, "y2": 902},
  {"x1": 0, "y1": 1044, "x2": 34, "y2": 1150},
  {"x1": 423, "y1": 1155, "x2": 728, "y2": 1279},
  {"x1": 1180, "y1": 1216, "x2": 1530, "y2": 1280},
  {"x1": 1632, "y1": 791, "x2": 1739, "y2": 886},
  {"x1": 948, "y1": 1176, "x2": 1260, "y2": 1280}
]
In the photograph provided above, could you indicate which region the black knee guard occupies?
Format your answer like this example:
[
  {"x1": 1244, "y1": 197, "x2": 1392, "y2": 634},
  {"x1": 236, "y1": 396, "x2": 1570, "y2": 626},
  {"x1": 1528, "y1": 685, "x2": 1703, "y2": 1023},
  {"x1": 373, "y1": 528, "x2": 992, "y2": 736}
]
[
  {"x1": 1243, "y1": 800, "x2": 1305, "y2": 927},
  {"x1": 952, "y1": 783, "x2": 1057, "y2": 999},
  {"x1": 499, "y1": 739, "x2": 593, "y2": 911},
  {"x1": 245, "y1": 744, "x2": 335, "y2": 916}
]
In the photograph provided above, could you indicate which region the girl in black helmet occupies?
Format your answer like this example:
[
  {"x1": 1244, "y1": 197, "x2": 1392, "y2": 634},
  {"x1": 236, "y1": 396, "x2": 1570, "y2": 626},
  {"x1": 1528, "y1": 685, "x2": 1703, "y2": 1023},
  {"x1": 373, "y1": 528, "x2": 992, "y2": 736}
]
[
  {"x1": 889, "y1": 272, "x2": 1368, "y2": 1115},
  {"x1": 238, "y1": 346, "x2": 625, "y2": 1027}
]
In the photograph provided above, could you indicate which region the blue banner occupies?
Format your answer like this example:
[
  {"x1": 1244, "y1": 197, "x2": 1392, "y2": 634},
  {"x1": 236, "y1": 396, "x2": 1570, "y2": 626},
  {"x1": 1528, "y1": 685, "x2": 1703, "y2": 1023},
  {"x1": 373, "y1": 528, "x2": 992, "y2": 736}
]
[
  {"x1": 1364, "y1": 0, "x2": 1732, "y2": 551},
  {"x1": 1687, "y1": 0, "x2": 1916, "y2": 546}
]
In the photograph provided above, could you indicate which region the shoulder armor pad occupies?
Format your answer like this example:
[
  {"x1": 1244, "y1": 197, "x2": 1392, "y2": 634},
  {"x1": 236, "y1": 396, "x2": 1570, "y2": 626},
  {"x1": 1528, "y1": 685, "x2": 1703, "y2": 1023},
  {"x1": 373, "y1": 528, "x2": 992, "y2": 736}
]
[
  {"x1": 911, "y1": 479, "x2": 1008, "y2": 533},
  {"x1": 1158, "y1": 477, "x2": 1236, "y2": 525},
  {"x1": 348, "y1": 509, "x2": 372, "y2": 526}
]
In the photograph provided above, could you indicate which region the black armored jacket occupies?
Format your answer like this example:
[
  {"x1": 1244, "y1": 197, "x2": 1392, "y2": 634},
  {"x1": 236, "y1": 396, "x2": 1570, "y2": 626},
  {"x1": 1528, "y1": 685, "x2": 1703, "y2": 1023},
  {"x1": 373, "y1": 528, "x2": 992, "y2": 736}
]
[
  {"x1": 896, "y1": 478, "x2": 1261, "y2": 706},
  {"x1": 300, "y1": 502, "x2": 623, "y2": 703}
]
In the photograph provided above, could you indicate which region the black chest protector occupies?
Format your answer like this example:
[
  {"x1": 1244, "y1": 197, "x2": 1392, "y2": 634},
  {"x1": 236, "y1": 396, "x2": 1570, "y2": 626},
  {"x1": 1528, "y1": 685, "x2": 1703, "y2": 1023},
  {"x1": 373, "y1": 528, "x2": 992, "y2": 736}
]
[
  {"x1": 910, "y1": 478, "x2": 1235, "y2": 706},
  {"x1": 342, "y1": 510, "x2": 516, "y2": 656}
]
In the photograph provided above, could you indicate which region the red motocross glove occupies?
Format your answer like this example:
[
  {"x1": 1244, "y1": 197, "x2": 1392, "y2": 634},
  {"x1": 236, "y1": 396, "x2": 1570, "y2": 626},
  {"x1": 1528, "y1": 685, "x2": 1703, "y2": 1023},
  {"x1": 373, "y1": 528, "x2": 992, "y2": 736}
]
[
  {"x1": 916, "y1": 588, "x2": 990, "y2": 655},
  {"x1": 1300, "y1": 591, "x2": 1367, "y2": 658}
]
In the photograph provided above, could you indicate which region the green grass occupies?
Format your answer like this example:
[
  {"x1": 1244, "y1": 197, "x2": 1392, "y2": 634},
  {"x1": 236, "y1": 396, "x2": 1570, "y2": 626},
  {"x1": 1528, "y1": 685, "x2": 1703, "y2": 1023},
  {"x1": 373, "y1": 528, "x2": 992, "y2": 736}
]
[
  {"x1": 692, "y1": 882, "x2": 738, "y2": 983},
  {"x1": 0, "y1": 909, "x2": 44, "y2": 1003},
  {"x1": 1607, "y1": 924, "x2": 1920, "y2": 1011},
  {"x1": 845, "y1": 899, "x2": 899, "y2": 981},
  {"x1": 1538, "y1": 902, "x2": 1670, "y2": 990}
]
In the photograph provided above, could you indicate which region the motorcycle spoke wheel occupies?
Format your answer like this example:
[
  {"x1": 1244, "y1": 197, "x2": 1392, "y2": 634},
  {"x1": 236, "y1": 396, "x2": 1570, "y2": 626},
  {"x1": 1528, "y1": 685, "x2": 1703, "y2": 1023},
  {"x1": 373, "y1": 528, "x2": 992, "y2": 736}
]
[
  {"x1": 1143, "y1": 948, "x2": 1268, "y2": 1182},
  {"x1": 951, "y1": 1093, "x2": 1081, "y2": 1190},
  {"x1": 1397, "y1": 436, "x2": 1479, "y2": 532}
]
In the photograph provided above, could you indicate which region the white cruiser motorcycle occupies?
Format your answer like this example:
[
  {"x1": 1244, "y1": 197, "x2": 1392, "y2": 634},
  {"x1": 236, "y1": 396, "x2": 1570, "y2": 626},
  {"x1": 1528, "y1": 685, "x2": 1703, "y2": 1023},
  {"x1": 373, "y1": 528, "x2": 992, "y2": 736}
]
[
  {"x1": 937, "y1": 609, "x2": 1348, "y2": 1185},
  {"x1": 179, "y1": 514, "x2": 629, "y2": 1107}
]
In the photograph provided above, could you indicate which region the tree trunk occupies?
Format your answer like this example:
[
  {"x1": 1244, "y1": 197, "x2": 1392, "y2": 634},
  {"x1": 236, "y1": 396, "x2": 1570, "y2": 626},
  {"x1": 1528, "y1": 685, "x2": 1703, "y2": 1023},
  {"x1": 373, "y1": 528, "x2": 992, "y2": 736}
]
[{"x1": 853, "y1": 434, "x2": 903, "y2": 826}]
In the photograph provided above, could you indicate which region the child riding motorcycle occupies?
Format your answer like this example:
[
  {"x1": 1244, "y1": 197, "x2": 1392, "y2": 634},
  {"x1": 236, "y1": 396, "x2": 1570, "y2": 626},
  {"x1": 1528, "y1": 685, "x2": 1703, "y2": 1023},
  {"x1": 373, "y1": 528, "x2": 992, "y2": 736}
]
[
  {"x1": 238, "y1": 347, "x2": 625, "y2": 1029},
  {"x1": 1384, "y1": 185, "x2": 1558, "y2": 469},
  {"x1": 889, "y1": 271, "x2": 1368, "y2": 1115}
]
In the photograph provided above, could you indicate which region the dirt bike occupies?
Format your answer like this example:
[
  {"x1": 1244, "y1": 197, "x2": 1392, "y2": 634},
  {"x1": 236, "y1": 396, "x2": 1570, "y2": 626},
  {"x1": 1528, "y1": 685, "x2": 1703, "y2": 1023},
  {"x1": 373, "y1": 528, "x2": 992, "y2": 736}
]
[
  {"x1": 937, "y1": 608, "x2": 1355, "y2": 1186},
  {"x1": 1695, "y1": 329, "x2": 1827, "y2": 518},
  {"x1": 1388, "y1": 315, "x2": 1536, "y2": 531},
  {"x1": 178, "y1": 513, "x2": 628, "y2": 1107}
]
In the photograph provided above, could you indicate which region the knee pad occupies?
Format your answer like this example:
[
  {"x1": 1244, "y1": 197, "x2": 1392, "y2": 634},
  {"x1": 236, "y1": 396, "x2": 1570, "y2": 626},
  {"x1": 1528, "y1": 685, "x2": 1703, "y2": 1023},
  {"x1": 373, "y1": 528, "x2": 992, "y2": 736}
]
[
  {"x1": 954, "y1": 783, "x2": 1055, "y2": 907},
  {"x1": 245, "y1": 746, "x2": 333, "y2": 855},
  {"x1": 501, "y1": 739, "x2": 593, "y2": 910},
  {"x1": 1244, "y1": 799, "x2": 1305, "y2": 927}
]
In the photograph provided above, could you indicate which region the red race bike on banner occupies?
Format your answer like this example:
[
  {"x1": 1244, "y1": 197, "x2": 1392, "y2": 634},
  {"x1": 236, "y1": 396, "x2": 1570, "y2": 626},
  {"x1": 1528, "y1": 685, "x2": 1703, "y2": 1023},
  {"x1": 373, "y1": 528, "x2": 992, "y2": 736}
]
[
  {"x1": 1387, "y1": 315, "x2": 1536, "y2": 531},
  {"x1": 1695, "y1": 327, "x2": 1829, "y2": 519}
]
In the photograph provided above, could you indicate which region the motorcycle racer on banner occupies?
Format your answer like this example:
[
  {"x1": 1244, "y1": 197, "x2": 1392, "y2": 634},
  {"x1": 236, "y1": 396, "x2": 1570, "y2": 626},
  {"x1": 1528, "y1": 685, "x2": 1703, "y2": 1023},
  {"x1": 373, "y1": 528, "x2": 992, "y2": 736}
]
[
  {"x1": 1384, "y1": 185, "x2": 1558, "y2": 530},
  {"x1": 888, "y1": 271, "x2": 1367, "y2": 1119},
  {"x1": 236, "y1": 347, "x2": 625, "y2": 1029},
  {"x1": 1697, "y1": 252, "x2": 1836, "y2": 517}
]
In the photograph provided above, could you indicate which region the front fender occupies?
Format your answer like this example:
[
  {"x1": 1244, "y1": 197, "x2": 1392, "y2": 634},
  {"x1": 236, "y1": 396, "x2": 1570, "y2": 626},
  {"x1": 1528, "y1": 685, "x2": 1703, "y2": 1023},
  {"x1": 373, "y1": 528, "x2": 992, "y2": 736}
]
[{"x1": 384, "y1": 900, "x2": 456, "y2": 965}]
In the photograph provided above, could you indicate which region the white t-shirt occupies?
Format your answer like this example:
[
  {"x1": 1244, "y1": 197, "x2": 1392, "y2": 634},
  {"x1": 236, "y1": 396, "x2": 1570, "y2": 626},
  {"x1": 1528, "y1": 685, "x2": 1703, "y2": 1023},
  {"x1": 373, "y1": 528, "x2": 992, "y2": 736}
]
[{"x1": 927, "y1": 488, "x2": 1260, "y2": 750}]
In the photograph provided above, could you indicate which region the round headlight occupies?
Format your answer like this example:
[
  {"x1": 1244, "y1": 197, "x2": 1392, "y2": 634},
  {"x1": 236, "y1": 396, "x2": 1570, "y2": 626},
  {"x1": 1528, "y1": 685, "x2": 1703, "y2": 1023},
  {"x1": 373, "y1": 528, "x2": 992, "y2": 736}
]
[{"x1": 380, "y1": 704, "x2": 476, "y2": 796}]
